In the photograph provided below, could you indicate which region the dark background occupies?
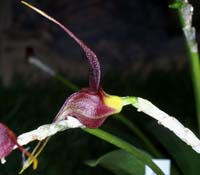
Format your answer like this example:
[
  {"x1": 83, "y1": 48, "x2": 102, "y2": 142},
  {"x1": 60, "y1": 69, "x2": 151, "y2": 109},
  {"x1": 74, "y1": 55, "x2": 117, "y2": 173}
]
[{"x1": 0, "y1": 0, "x2": 200, "y2": 174}]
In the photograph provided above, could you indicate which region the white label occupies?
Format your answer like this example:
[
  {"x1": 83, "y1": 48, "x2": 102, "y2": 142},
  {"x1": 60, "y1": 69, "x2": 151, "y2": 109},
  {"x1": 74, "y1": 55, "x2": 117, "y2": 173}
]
[{"x1": 145, "y1": 159, "x2": 171, "y2": 175}]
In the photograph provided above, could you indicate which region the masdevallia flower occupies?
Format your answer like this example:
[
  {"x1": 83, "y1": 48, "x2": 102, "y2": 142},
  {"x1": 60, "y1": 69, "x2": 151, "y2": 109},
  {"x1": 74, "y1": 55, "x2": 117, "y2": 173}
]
[
  {"x1": 20, "y1": 1, "x2": 125, "y2": 173},
  {"x1": 54, "y1": 87, "x2": 123, "y2": 128},
  {"x1": 21, "y1": 1, "x2": 123, "y2": 128}
]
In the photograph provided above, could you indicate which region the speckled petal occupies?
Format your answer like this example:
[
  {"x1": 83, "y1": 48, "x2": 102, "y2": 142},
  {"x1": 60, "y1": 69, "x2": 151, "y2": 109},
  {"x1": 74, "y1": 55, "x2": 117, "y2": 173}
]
[{"x1": 0, "y1": 123, "x2": 16, "y2": 158}]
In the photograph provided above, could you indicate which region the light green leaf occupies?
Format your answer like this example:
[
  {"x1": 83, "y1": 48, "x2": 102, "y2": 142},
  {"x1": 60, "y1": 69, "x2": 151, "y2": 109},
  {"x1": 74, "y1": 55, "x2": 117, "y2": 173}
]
[{"x1": 86, "y1": 149, "x2": 145, "y2": 175}]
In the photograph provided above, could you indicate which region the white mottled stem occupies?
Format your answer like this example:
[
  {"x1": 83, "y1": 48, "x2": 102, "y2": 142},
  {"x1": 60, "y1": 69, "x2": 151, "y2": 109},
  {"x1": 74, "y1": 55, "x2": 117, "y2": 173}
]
[
  {"x1": 29, "y1": 57, "x2": 56, "y2": 76},
  {"x1": 133, "y1": 97, "x2": 200, "y2": 153},
  {"x1": 181, "y1": 1, "x2": 198, "y2": 53},
  {"x1": 16, "y1": 116, "x2": 84, "y2": 147}
]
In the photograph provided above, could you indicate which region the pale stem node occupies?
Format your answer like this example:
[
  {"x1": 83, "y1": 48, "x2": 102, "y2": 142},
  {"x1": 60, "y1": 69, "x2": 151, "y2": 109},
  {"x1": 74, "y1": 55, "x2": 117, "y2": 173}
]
[
  {"x1": 181, "y1": 1, "x2": 198, "y2": 52},
  {"x1": 133, "y1": 97, "x2": 200, "y2": 153},
  {"x1": 16, "y1": 116, "x2": 84, "y2": 148}
]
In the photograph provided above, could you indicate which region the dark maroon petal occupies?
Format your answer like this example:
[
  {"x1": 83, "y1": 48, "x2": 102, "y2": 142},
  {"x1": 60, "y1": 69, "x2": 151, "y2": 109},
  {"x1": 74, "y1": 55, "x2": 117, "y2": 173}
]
[
  {"x1": 49, "y1": 22, "x2": 100, "y2": 91},
  {"x1": 22, "y1": 3, "x2": 101, "y2": 91},
  {"x1": 83, "y1": 46, "x2": 100, "y2": 91},
  {"x1": 75, "y1": 114, "x2": 106, "y2": 128},
  {"x1": 53, "y1": 22, "x2": 100, "y2": 91},
  {"x1": 54, "y1": 88, "x2": 117, "y2": 128},
  {"x1": 21, "y1": 2, "x2": 120, "y2": 129},
  {"x1": 0, "y1": 123, "x2": 16, "y2": 158}
]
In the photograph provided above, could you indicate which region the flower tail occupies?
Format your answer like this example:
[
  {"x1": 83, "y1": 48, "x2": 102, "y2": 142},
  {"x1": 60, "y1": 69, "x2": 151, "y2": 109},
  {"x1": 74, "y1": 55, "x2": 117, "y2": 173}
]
[{"x1": 21, "y1": 1, "x2": 100, "y2": 91}]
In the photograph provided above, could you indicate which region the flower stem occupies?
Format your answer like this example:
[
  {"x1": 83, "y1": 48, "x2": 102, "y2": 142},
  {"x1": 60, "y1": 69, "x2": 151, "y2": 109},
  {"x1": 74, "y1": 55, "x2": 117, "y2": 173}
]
[
  {"x1": 115, "y1": 113, "x2": 161, "y2": 157},
  {"x1": 186, "y1": 50, "x2": 200, "y2": 133},
  {"x1": 55, "y1": 74, "x2": 79, "y2": 91},
  {"x1": 175, "y1": 0, "x2": 200, "y2": 133},
  {"x1": 16, "y1": 118, "x2": 163, "y2": 174},
  {"x1": 83, "y1": 128, "x2": 164, "y2": 175},
  {"x1": 122, "y1": 96, "x2": 200, "y2": 154}
]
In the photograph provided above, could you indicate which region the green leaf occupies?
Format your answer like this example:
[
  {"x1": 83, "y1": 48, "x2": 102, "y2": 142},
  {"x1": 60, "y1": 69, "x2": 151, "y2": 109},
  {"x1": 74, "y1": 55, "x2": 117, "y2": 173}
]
[
  {"x1": 86, "y1": 149, "x2": 145, "y2": 175},
  {"x1": 148, "y1": 123, "x2": 200, "y2": 175},
  {"x1": 83, "y1": 128, "x2": 164, "y2": 175},
  {"x1": 168, "y1": 1, "x2": 184, "y2": 9}
]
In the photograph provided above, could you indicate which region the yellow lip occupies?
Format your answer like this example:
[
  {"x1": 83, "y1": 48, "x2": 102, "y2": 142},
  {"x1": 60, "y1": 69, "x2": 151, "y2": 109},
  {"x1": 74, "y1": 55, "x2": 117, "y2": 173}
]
[{"x1": 103, "y1": 94, "x2": 123, "y2": 113}]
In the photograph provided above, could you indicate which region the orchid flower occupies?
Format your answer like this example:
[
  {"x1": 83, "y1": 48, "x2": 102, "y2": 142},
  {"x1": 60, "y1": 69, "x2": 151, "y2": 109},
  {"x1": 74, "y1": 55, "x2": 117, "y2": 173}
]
[
  {"x1": 20, "y1": 1, "x2": 125, "y2": 173},
  {"x1": 0, "y1": 122, "x2": 38, "y2": 169},
  {"x1": 21, "y1": 2, "x2": 123, "y2": 129}
]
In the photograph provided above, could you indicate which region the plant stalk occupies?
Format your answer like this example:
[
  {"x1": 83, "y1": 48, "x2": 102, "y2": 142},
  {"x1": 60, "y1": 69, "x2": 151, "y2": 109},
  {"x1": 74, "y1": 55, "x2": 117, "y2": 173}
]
[
  {"x1": 177, "y1": 1, "x2": 200, "y2": 133},
  {"x1": 115, "y1": 113, "x2": 161, "y2": 157}
]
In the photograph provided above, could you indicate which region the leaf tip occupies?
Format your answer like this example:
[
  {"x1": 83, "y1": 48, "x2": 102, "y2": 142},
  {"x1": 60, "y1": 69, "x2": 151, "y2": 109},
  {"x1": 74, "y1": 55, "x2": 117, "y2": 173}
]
[{"x1": 85, "y1": 160, "x2": 98, "y2": 167}]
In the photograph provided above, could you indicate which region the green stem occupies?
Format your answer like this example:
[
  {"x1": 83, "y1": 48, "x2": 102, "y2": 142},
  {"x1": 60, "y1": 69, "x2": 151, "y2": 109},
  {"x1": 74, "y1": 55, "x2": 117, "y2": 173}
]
[
  {"x1": 55, "y1": 74, "x2": 79, "y2": 91},
  {"x1": 115, "y1": 113, "x2": 161, "y2": 157},
  {"x1": 83, "y1": 128, "x2": 164, "y2": 175},
  {"x1": 187, "y1": 51, "x2": 200, "y2": 132},
  {"x1": 177, "y1": 4, "x2": 200, "y2": 133}
]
